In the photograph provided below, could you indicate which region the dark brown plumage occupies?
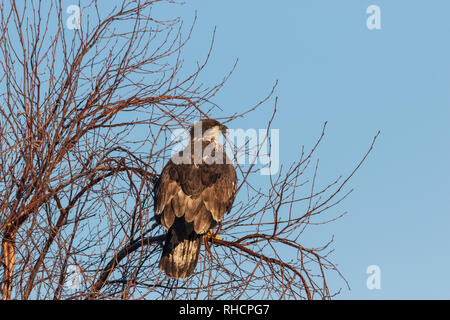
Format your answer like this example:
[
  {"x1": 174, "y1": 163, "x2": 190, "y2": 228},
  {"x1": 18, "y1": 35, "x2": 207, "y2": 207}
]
[{"x1": 154, "y1": 119, "x2": 237, "y2": 278}]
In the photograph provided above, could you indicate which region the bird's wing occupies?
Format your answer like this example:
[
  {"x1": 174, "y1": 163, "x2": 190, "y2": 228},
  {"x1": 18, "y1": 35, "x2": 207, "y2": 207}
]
[{"x1": 200, "y1": 163, "x2": 237, "y2": 222}]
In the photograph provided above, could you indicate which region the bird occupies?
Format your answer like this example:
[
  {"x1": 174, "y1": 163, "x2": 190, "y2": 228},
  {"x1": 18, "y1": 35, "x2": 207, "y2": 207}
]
[{"x1": 154, "y1": 119, "x2": 237, "y2": 278}]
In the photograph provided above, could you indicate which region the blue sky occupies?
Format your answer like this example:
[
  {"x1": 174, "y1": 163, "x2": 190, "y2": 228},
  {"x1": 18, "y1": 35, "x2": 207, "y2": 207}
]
[{"x1": 160, "y1": 0, "x2": 450, "y2": 299}]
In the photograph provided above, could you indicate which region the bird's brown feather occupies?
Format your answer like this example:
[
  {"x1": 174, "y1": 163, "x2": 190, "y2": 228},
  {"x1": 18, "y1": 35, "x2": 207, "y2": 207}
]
[{"x1": 154, "y1": 121, "x2": 237, "y2": 278}]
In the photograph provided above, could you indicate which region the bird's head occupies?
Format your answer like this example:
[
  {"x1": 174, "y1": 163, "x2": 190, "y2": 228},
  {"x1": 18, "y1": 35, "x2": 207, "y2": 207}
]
[{"x1": 190, "y1": 119, "x2": 228, "y2": 142}]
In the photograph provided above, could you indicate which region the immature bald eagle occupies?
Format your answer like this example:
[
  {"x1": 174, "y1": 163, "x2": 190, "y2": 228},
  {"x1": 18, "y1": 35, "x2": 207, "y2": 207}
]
[{"x1": 154, "y1": 119, "x2": 237, "y2": 278}]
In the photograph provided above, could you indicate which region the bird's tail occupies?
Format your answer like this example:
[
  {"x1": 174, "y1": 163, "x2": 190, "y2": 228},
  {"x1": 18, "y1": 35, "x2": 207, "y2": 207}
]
[{"x1": 159, "y1": 226, "x2": 202, "y2": 279}]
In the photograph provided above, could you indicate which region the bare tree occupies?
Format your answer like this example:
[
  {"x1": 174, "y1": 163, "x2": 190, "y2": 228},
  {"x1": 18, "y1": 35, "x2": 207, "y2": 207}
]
[{"x1": 0, "y1": 0, "x2": 378, "y2": 300}]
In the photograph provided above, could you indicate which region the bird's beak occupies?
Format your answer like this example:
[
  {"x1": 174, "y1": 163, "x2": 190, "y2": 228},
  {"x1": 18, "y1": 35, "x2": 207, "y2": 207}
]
[{"x1": 220, "y1": 124, "x2": 228, "y2": 135}]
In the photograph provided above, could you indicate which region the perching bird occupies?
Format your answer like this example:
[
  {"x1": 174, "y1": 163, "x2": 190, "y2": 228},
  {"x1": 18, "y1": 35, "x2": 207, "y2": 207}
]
[{"x1": 154, "y1": 119, "x2": 237, "y2": 278}]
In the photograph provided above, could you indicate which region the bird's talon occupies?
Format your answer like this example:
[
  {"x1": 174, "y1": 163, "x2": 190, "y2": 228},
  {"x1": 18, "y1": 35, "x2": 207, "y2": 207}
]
[{"x1": 207, "y1": 229, "x2": 222, "y2": 240}]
